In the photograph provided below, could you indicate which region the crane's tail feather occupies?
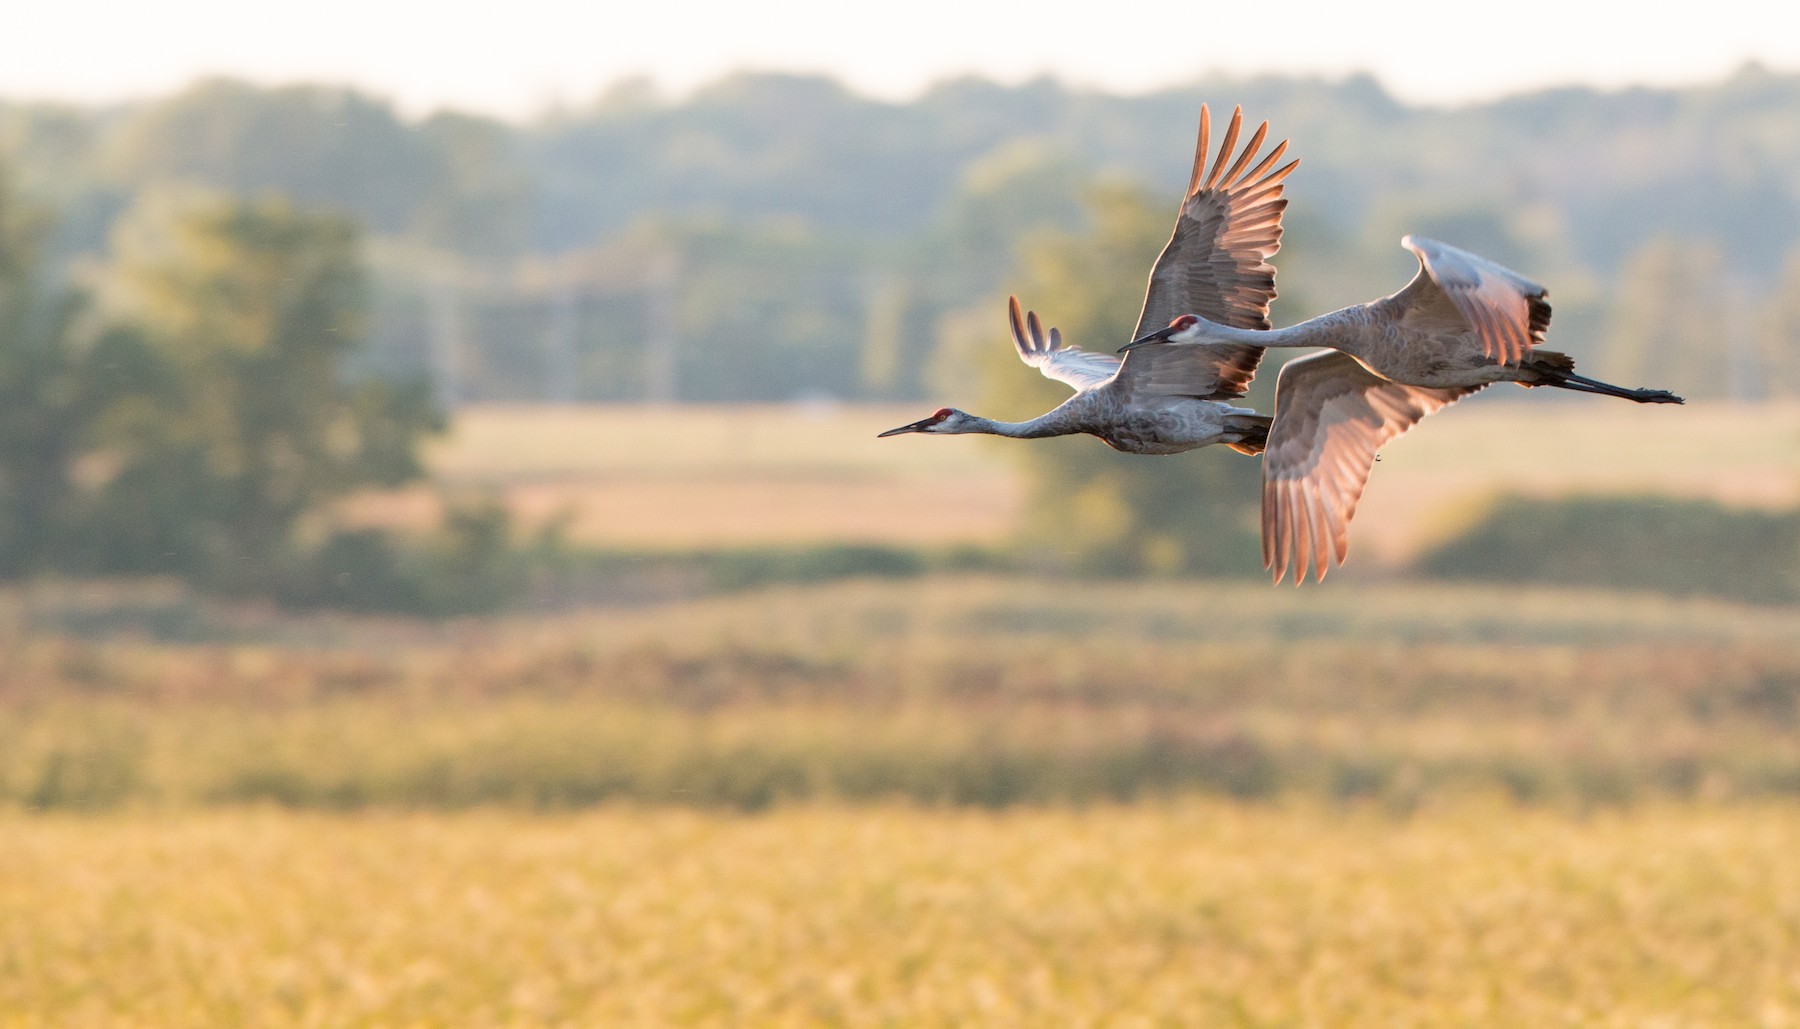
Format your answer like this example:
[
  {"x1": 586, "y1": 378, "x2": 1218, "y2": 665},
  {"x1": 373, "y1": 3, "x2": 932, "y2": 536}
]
[{"x1": 1225, "y1": 414, "x2": 1273, "y2": 456}]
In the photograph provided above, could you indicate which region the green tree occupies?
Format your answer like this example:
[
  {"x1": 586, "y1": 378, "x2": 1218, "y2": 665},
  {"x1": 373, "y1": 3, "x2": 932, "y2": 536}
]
[
  {"x1": 955, "y1": 184, "x2": 1264, "y2": 576},
  {"x1": 91, "y1": 191, "x2": 441, "y2": 590},
  {"x1": 0, "y1": 167, "x2": 153, "y2": 575}
]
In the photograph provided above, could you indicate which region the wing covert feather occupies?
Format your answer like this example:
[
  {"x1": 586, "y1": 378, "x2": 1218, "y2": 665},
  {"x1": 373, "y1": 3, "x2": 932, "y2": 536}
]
[{"x1": 1398, "y1": 236, "x2": 1551, "y2": 367}]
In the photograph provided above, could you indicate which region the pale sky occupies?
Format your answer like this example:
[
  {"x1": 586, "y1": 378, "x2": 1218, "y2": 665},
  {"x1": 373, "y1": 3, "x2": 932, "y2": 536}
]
[{"x1": 9, "y1": 0, "x2": 1800, "y2": 116}]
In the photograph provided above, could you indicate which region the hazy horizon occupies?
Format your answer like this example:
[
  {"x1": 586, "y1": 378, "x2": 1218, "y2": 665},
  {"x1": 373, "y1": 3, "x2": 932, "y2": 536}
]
[
  {"x1": 4, "y1": 58, "x2": 1798, "y2": 124},
  {"x1": 10, "y1": 0, "x2": 1800, "y2": 118}
]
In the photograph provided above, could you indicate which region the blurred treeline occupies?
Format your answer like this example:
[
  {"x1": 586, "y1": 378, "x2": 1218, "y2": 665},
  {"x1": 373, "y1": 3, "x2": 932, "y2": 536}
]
[
  {"x1": 5, "y1": 68, "x2": 1800, "y2": 607},
  {"x1": 6, "y1": 64, "x2": 1800, "y2": 405}
]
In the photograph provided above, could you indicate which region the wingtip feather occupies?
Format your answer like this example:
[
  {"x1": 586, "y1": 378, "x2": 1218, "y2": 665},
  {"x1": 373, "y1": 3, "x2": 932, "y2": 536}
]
[
  {"x1": 1008, "y1": 295, "x2": 1027, "y2": 355},
  {"x1": 1187, "y1": 105, "x2": 1211, "y2": 195},
  {"x1": 1202, "y1": 106, "x2": 1244, "y2": 191},
  {"x1": 1218, "y1": 120, "x2": 1270, "y2": 188}
]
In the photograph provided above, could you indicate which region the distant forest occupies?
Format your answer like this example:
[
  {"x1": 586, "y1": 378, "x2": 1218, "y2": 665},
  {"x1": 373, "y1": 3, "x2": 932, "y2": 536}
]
[{"x1": 4, "y1": 65, "x2": 1800, "y2": 403}]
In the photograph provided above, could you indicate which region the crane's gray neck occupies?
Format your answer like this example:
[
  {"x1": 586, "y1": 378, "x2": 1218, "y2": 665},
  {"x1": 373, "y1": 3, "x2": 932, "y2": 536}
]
[
  {"x1": 962, "y1": 412, "x2": 1073, "y2": 439},
  {"x1": 1199, "y1": 320, "x2": 1322, "y2": 349}
]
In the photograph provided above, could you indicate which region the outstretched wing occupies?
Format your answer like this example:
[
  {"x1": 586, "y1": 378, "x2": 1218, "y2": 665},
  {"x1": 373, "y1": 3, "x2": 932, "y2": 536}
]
[
  {"x1": 1011, "y1": 295, "x2": 1257, "y2": 403},
  {"x1": 1107, "y1": 334, "x2": 1266, "y2": 403},
  {"x1": 1009, "y1": 295, "x2": 1118, "y2": 393},
  {"x1": 1397, "y1": 236, "x2": 1551, "y2": 367},
  {"x1": 1262, "y1": 351, "x2": 1482, "y2": 585},
  {"x1": 1132, "y1": 105, "x2": 1298, "y2": 395}
]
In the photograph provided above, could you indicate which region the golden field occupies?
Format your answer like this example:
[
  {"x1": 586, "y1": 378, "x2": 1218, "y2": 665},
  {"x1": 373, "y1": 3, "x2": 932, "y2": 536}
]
[
  {"x1": 1, "y1": 574, "x2": 1797, "y2": 1025},
  {"x1": 342, "y1": 401, "x2": 1800, "y2": 558},
  {"x1": 5, "y1": 803, "x2": 1800, "y2": 1026}
]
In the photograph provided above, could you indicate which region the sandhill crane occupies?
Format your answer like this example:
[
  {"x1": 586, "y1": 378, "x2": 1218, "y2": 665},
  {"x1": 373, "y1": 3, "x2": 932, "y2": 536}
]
[
  {"x1": 878, "y1": 105, "x2": 1296, "y2": 455},
  {"x1": 1123, "y1": 235, "x2": 1684, "y2": 584}
]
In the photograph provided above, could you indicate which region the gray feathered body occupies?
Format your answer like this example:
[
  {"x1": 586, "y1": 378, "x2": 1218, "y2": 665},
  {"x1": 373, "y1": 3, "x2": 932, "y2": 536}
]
[
  {"x1": 1275, "y1": 303, "x2": 1564, "y2": 390},
  {"x1": 1033, "y1": 392, "x2": 1270, "y2": 455},
  {"x1": 1178, "y1": 236, "x2": 1585, "y2": 396}
]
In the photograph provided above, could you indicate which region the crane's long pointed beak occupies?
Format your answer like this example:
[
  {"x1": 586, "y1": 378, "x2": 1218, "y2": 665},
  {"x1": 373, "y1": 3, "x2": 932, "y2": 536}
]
[
  {"x1": 877, "y1": 418, "x2": 935, "y2": 438},
  {"x1": 1118, "y1": 327, "x2": 1174, "y2": 353}
]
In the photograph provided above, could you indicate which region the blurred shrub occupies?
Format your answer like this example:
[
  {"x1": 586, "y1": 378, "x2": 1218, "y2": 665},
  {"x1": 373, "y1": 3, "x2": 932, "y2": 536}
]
[
  {"x1": 274, "y1": 500, "x2": 533, "y2": 616},
  {"x1": 277, "y1": 529, "x2": 421, "y2": 613},
  {"x1": 526, "y1": 544, "x2": 1013, "y2": 603},
  {"x1": 1416, "y1": 494, "x2": 1800, "y2": 604},
  {"x1": 704, "y1": 544, "x2": 929, "y2": 591}
]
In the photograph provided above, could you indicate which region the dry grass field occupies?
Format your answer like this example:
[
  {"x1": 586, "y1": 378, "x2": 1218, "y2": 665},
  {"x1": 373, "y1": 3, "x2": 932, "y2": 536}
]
[
  {"x1": 6, "y1": 803, "x2": 1800, "y2": 1026},
  {"x1": 4, "y1": 575, "x2": 1798, "y2": 811},
  {"x1": 344, "y1": 403, "x2": 1022, "y2": 548},
  {"x1": 2, "y1": 573, "x2": 1798, "y2": 1024},
  {"x1": 343, "y1": 401, "x2": 1800, "y2": 559}
]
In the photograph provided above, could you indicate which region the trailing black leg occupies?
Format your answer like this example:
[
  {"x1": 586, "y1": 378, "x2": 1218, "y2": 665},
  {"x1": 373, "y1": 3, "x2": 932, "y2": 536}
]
[{"x1": 1545, "y1": 370, "x2": 1684, "y2": 404}]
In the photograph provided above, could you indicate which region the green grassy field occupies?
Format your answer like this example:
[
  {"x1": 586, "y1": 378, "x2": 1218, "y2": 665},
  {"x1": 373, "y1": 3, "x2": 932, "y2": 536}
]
[{"x1": 346, "y1": 401, "x2": 1800, "y2": 559}]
